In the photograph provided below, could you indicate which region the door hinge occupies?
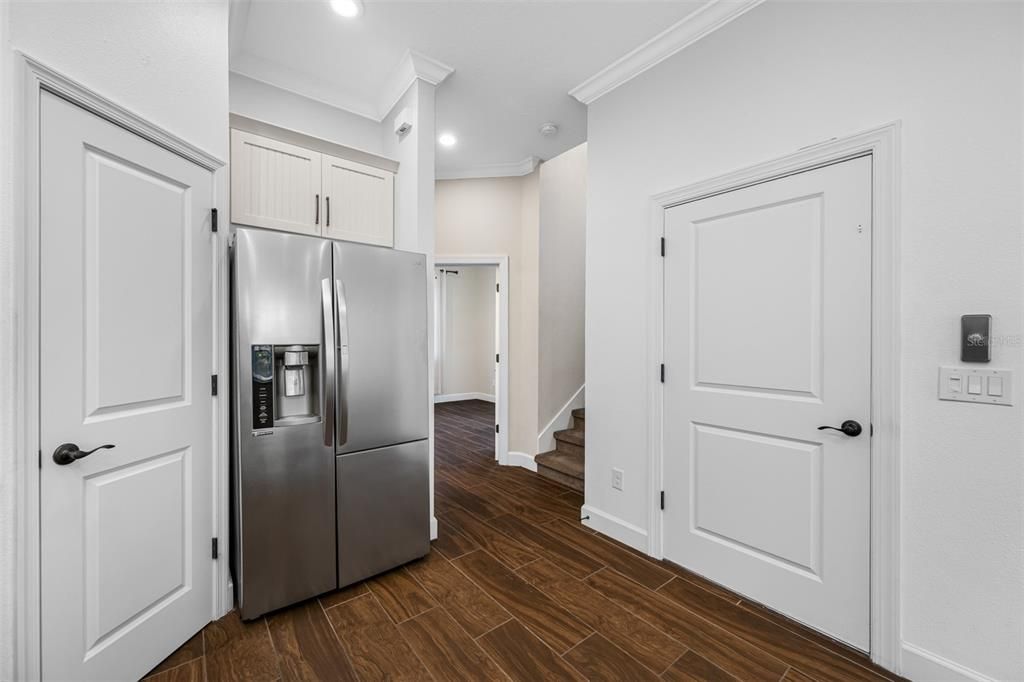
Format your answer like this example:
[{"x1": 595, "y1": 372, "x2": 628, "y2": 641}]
[
  {"x1": 496, "y1": 283, "x2": 500, "y2": 293},
  {"x1": 211, "y1": 208, "x2": 218, "y2": 233},
  {"x1": 211, "y1": 374, "x2": 218, "y2": 396},
  {"x1": 212, "y1": 537, "x2": 219, "y2": 560},
  {"x1": 660, "y1": 491, "x2": 665, "y2": 510},
  {"x1": 660, "y1": 237, "x2": 665, "y2": 257},
  {"x1": 38, "y1": 449, "x2": 42, "y2": 469},
  {"x1": 495, "y1": 424, "x2": 500, "y2": 434},
  {"x1": 660, "y1": 364, "x2": 665, "y2": 383},
  {"x1": 496, "y1": 353, "x2": 500, "y2": 363}
]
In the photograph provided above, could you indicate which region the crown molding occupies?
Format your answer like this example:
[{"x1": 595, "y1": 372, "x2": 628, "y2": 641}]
[
  {"x1": 436, "y1": 156, "x2": 539, "y2": 181},
  {"x1": 569, "y1": 0, "x2": 765, "y2": 105},
  {"x1": 379, "y1": 49, "x2": 455, "y2": 119}
]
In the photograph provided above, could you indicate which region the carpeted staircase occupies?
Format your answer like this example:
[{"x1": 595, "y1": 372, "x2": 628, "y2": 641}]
[{"x1": 535, "y1": 408, "x2": 584, "y2": 492}]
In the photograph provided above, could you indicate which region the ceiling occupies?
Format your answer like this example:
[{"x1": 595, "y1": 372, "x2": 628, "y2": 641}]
[{"x1": 230, "y1": 1, "x2": 704, "y2": 177}]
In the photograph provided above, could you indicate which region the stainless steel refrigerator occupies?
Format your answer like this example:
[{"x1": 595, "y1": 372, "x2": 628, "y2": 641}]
[{"x1": 231, "y1": 227, "x2": 429, "y2": 619}]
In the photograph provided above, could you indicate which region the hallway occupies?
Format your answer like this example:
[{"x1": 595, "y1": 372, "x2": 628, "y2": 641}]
[{"x1": 143, "y1": 400, "x2": 899, "y2": 681}]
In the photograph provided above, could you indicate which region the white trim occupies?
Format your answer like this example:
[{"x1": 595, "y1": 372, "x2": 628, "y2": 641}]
[
  {"x1": 430, "y1": 516, "x2": 438, "y2": 541},
  {"x1": 646, "y1": 121, "x2": 901, "y2": 671},
  {"x1": 507, "y1": 451, "x2": 538, "y2": 472},
  {"x1": 11, "y1": 54, "x2": 228, "y2": 680},
  {"x1": 434, "y1": 392, "x2": 495, "y2": 404},
  {"x1": 436, "y1": 156, "x2": 539, "y2": 181},
  {"x1": 569, "y1": 0, "x2": 765, "y2": 105},
  {"x1": 435, "y1": 256, "x2": 510, "y2": 466},
  {"x1": 900, "y1": 643, "x2": 996, "y2": 682},
  {"x1": 537, "y1": 384, "x2": 585, "y2": 454},
  {"x1": 581, "y1": 505, "x2": 649, "y2": 549},
  {"x1": 379, "y1": 50, "x2": 454, "y2": 120}
]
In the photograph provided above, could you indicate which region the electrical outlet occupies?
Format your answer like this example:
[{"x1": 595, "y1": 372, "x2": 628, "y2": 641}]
[{"x1": 612, "y1": 468, "x2": 624, "y2": 490}]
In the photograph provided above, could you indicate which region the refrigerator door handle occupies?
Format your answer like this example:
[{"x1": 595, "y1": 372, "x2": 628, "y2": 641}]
[
  {"x1": 336, "y1": 278, "x2": 350, "y2": 446},
  {"x1": 321, "y1": 278, "x2": 336, "y2": 447}
]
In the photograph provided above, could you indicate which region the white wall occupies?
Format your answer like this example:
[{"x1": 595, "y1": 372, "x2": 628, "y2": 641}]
[
  {"x1": 3, "y1": 0, "x2": 230, "y2": 676},
  {"x1": 585, "y1": 2, "x2": 1023, "y2": 679},
  {"x1": 436, "y1": 174, "x2": 540, "y2": 456},
  {"x1": 538, "y1": 143, "x2": 587, "y2": 427},
  {"x1": 229, "y1": 72, "x2": 385, "y2": 155},
  {"x1": 438, "y1": 266, "x2": 497, "y2": 398}
]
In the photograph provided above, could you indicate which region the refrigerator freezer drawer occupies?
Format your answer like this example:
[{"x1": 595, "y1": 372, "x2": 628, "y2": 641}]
[{"x1": 337, "y1": 439, "x2": 430, "y2": 587}]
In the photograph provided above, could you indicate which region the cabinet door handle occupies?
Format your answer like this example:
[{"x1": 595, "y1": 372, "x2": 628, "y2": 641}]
[
  {"x1": 315, "y1": 194, "x2": 320, "y2": 225},
  {"x1": 326, "y1": 196, "x2": 330, "y2": 227}
]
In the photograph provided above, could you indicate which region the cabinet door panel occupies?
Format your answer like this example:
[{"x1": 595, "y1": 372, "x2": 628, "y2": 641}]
[
  {"x1": 323, "y1": 154, "x2": 394, "y2": 247},
  {"x1": 231, "y1": 130, "x2": 322, "y2": 235}
]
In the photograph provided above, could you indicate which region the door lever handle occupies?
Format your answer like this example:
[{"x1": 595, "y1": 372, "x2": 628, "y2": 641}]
[
  {"x1": 817, "y1": 420, "x2": 862, "y2": 437},
  {"x1": 52, "y1": 442, "x2": 115, "y2": 465}
]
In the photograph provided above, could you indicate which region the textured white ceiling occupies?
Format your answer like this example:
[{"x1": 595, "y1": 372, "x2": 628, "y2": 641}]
[{"x1": 230, "y1": 0, "x2": 703, "y2": 175}]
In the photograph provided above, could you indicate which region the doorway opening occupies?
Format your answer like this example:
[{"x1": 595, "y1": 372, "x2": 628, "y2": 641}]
[{"x1": 433, "y1": 257, "x2": 509, "y2": 468}]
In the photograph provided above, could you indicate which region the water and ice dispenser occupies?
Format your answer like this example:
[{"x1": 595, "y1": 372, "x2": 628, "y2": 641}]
[{"x1": 251, "y1": 344, "x2": 321, "y2": 429}]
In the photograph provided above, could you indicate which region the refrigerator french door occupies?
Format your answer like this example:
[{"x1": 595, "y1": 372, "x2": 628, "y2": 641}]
[{"x1": 232, "y1": 228, "x2": 429, "y2": 619}]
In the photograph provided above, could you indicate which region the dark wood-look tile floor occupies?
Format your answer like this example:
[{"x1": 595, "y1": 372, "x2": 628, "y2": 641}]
[{"x1": 145, "y1": 399, "x2": 904, "y2": 682}]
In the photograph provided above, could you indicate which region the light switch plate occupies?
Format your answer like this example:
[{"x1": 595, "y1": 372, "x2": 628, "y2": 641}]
[{"x1": 939, "y1": 366, "x2": 1012, "y2": 406}]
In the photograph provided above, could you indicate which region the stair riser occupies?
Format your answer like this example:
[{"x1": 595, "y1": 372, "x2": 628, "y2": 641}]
[
  {"x1": 555, "y1": 440, "x2": 584, "y2": 458},
  {"x1": 573, "y1": 416, "x2": 585, "y2": 432},
  {"x1": 537, "y1": 465, "x2": 584, "y2": 493}
]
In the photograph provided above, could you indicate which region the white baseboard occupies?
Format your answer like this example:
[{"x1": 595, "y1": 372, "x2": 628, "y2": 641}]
[
  {"x1": 430, "y1": 516, "x2": 438, "y2": 541},
  {"x1": 537, "y1": 384, "x2": 585, "y2": 453},
  {"x1": 434, "y1": 392, "x2": 495, "y2": 404},
  {"x1": 507, "y1": 451, "x2": 537, "y2": 472},
  {"x1": 581, "y1": 504, "x2": 648, "y2": 552},
  {"x1": 900, "y1": 642, "x2": 997, "y2": 682}
]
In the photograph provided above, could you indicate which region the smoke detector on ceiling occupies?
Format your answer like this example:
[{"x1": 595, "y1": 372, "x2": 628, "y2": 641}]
[{"x1": 539, "y1": 123, "x2": 559, "y2": 137}]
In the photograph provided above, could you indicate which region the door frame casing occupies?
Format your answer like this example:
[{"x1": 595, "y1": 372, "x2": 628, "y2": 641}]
[
  {"x1": 646, "y1": 121, "x2": 901, "y2": 670},
  {"x1": 9, "y1": 54, "x2": 229, "y2": 681},
  {"x1": 434, "y1": 255, "x2": 510, "y2": 466}
]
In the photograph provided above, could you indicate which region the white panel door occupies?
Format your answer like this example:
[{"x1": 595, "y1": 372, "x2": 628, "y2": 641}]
[
  {"x1": 40, "y1": 92, "x2": 213, "y2": 681},
  {"x1": 663, "y1": 156, "x2": 872, "y2": 649},
  {"x1": 322, "y1": 154, "x2": 394, "y2": 247},
  {"x1": 231, "y1": 129, "x2": 322, "y2": 235}
]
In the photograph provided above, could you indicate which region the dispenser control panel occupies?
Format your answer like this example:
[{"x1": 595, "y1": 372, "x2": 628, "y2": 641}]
[{"x1": 252, "y1": 344, "x2": 274, "y2": 428}]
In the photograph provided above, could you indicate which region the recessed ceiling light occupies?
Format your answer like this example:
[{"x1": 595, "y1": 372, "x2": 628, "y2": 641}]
[
  {"x1": 330, "y1": 0, "x2": 363, "y2": 18},
  {"x1": 539, "y1": 122, "x2": 559, "y2": 137},
  {"x1": 438, "y1": 132, "x2": 457, "y2": 148}
]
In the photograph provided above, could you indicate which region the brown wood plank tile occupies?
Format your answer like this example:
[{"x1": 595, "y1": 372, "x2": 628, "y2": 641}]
[
  {"x1": 436, "y1": 476, "x2": 506, "y2": 519},
  {"x1": 479, "y1": 482, "x2": 582, "y2": 525},
  {"x1": 266, "y1": 599, "x2": 358, "y2": 681},
  {"x1": 324, "y1": 593, "x2": 431, "y2": 680},
  {"x1": 452, "y1": 550, "x2": 592, "y2": 654},
  {"x1": 367, "y1": 566, "x2": 436, "y2": 623},
  {"x1": 517, "y1": 558, "x2": 685, "y2": 674},
  {"x1": 439, "y1": 506, "x2": 537, "y2": 570},
  {"x1": 543, "y1": 519, "x2": 674, "y2": 589},
  {"x1": 144, "y1": 631, "x2": 204, "y2": 678},
  {"x1": 487, "y1": 514, "x2": 603, "y2": 579},
  {"x1": 404, "y1": 550, "x2": 511, "y2": 638},
  {"x1": 563, "y1": 632, "x2": 661, "y2": 681},
  {"x1": 143, "y1": 658, "x2": 205, "y2": 682},
  {"x1": 488, "y1": 464, "x2": 575, "y2": 498},
  {"x1": 661, "y1": 561, "x2": 742, "y2": 605},
  {"x1": 585, "y1": 568, "x2": 788, "y2": 681},
  {"x1": 318, "y1": 581, "x2": 369, "y2": 610},
  {"x1": 203, "y1": 611, "x2": 281, "y2": 682},
  {"x1": 662, "y1": 650, "x2": 738, "y2": 681},
  {"x1": 782, "y1": 668, "x2": 818, "y2": 682},
  {"x1": 657, "y1": 578, "x2": 887, "y2": 682},
  {"x1": 477, "y1": 619, "x2": 584, "y2": 682},
  {"x1": 397, "y1": 607, "x2": 507, "y2": 681},
  {"x1": 432, "y1": 519, "x2": 480, "y2": 560}
]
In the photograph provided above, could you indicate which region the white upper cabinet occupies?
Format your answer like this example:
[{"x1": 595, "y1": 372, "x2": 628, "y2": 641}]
[
  {"x1": 231, "y1": 130, "x2": 322, "y2": 236},
  {"x1": 230, "y1": 129, "x2": 395, "y2": 247},
  {"x1": 322, "y1": 154, "x2": 395, "y2": 247}
]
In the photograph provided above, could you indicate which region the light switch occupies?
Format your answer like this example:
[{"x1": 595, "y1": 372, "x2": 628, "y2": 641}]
[{"x1": 939, "y1": 366, "x2": 1012, "y2": 405}]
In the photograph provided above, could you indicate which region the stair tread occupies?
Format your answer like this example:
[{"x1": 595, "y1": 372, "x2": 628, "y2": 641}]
[
  {"x1": 572, "y1": 408, "x2": 585, "y2": 420},
  {"x1": 554, "y1": 428, "x2": 585, "y2": 447},
  {"x1": 536, "y1": 449, "x2": 584, "y2": 480}
]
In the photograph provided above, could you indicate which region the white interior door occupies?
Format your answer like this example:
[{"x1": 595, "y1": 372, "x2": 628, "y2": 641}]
[
  {"x1": 230, "y1": 129, "x2": 322, "y2": 235},
  {"x1": 40, "y1": 92, "x2": 214, "y2": 680},
  {"x1": 322, "y1": 154, "x2": 394, "y2": 247},
  {"x1": 662, "y1": 156, "x2": 872, "y2": 649}
]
